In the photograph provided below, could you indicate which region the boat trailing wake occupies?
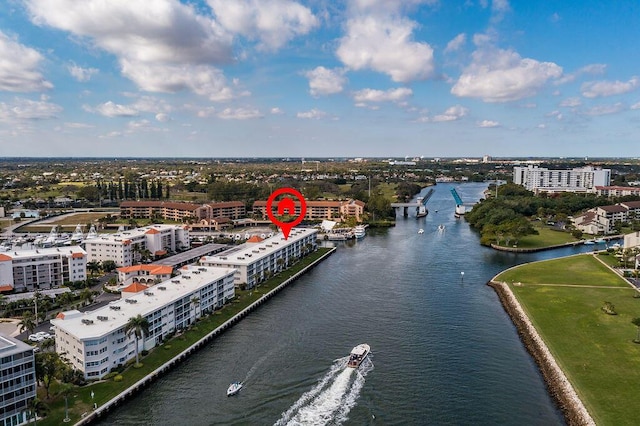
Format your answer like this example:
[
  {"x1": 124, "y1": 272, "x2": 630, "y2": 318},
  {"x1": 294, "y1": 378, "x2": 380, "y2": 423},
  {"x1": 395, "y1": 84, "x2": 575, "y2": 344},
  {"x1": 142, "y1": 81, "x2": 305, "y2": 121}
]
[{"x1": 274, "y1": 356, "x2": 373, "y2": 426}]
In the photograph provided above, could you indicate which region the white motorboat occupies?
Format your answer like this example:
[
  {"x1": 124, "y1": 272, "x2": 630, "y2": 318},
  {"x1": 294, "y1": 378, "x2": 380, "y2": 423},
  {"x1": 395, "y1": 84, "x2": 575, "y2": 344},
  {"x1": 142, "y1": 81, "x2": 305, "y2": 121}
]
[
  {"x1": 438, "y1": 224, "x2": 445, "y2": 232},
  {"x1": 347, "y1": 343, "x2": 370, "y2": 368},
  {"x1": 354, "y1": 225, "x2": 366, "y2": 239},
  {"x1": 227, "y1": 381, "x2": 243, "y2": 396},
  {"x1": 418, "y1": 229, "x2": 424, "y2": 234}
]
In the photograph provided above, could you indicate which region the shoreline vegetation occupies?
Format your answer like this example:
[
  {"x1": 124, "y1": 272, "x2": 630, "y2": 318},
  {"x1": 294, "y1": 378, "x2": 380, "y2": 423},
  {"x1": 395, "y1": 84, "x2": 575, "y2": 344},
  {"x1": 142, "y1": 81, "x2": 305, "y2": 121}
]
[
  {"x1": 490, "y1": 254, "x2": 640, "y2": 425},
  {"x1": 38, "y1": 247, "x2": 335, "y2": 426}
]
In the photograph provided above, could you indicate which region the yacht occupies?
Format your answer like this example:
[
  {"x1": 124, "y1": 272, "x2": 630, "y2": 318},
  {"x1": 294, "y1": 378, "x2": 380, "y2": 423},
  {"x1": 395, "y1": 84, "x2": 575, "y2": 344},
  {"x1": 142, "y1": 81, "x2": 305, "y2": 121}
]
[
  {"x1": 438, "y1": 224, "x2": 445, "y2": 232},
  {"x1": 418, "y1": 229, "x2": 424, "y2": 234},
  {"x1": 347, "y1": 344, "x2": 370, "y2": 368},
  {"x1": 354, "y1": 225, "x2": 366, "y2": 239},
  {"x1": 227, "y1": 381, "x2": 243, "y2": 396}
]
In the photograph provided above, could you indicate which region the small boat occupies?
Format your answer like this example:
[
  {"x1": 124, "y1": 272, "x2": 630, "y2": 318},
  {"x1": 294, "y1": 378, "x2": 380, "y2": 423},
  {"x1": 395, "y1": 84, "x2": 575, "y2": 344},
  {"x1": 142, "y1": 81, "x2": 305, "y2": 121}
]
[
  {"x1": 347, "y1": 344, "x2": 370, "y2": 368},
  {"x1": 595, "y1": 238, "x2": 606, "y2": 244},
  {"x1": 584, "y1": 240, "x2": 595, "y2": 245},
  {"x1": 354, "y1": 225, "x2": 366, "y2": 239},
  {"x1": 227, "y1": 381, "x2": 243, "y2": 396},
  {"x1": 438, "y1": 224, "x2": 445, "y2": 232},
  {"x1": 418, "y1": 229, "x2": 424, "y2": 234}
]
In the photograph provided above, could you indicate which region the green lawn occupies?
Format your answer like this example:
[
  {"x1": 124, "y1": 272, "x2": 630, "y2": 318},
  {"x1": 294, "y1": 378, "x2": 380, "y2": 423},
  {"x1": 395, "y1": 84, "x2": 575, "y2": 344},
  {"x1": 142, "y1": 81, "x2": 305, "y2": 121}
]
[
  {"x1": 496, "y1": 255, "x2": 640, "y2": 425},
  {"x1": 37, "y1": 248, "x2": 333, "y2": 425},
  {"x1": 497, "y1": 226, "x2": 579, "y2": 249}
]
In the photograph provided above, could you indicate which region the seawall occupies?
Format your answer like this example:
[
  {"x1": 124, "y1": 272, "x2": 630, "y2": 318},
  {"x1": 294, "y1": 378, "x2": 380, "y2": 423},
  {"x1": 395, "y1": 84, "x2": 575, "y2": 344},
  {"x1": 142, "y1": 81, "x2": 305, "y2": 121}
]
[
  {"x1": 75, "y1": 247, "x2": 336, "y2": 425},
  {"x1": 488, "y1": 280, "x2": 595, "y2": 426}
]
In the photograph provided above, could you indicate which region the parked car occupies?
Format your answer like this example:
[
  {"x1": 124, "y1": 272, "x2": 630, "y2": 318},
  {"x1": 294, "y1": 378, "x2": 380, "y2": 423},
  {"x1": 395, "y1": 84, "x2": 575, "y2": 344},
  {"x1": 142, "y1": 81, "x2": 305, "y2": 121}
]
[{"x1": 28, "y1": 334, "x2": 43, "y2": 342}]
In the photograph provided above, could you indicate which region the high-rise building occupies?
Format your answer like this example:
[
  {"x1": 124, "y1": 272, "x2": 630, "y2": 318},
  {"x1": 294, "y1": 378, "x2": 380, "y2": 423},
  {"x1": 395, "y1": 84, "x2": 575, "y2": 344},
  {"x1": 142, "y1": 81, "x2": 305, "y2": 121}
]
[
  {"x1": 513, "y1": 165, "x2": 611, "y2": 193},
  {"x1": 0, "y1": 334, "x2": 36, "y2": 426}
]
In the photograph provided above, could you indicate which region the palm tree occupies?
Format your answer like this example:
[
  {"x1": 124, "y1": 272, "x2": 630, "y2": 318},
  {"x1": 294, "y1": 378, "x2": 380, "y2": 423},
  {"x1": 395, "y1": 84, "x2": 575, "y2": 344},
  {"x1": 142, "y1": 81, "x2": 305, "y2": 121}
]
[
  {"x1": 86, "y1": 261, "x2": 101, "y2": 277},
  {"x1": 125, "y1": 315, "x2": 150, "y2": 365},
  {"x1": 633, "y1": 317, "x2": 640, "y2": 343},
  {"x1": 190, "y1": 296, "x2": 200, "y2": 324},
  {"x1": 58, "y1": 382, "x2": 73, "y2": 422},
  {"x1": 19, "y1": 311, "x2": 37, "y2": 336}
]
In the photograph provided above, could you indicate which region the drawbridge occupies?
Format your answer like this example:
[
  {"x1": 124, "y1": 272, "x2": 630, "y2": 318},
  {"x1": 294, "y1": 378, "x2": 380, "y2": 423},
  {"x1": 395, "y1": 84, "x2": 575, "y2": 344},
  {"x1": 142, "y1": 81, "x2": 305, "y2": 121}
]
[{"x1": 391, "y1": 188, "x2": 434, "y2": 217}]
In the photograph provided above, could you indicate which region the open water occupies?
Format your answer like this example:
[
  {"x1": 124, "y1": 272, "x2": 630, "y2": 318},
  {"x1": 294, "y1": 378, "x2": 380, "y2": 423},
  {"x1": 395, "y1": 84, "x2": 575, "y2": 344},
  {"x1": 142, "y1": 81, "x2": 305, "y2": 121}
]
[{"x1": 99, "y1": 182, "x2": 611, "y2": 425}]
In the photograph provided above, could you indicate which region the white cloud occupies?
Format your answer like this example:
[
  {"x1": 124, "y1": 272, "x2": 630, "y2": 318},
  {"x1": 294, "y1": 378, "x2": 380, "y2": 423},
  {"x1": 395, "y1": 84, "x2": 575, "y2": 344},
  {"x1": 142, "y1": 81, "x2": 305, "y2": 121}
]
[
  {"x1": 25, "y1": 0, "x2": 236, "y2": 99},
  {"x1": 208, "y1": 0, "x2": 318, "y2": 50},
  {"x1": 582, "y1": 102, "x2": 625, "y2": 116},
  {"x1": 305, "y1": 67, "x2": 346, "y2": 96},
  {"x1": 581, "y1": 77, "x2": 639, "y2": 98},
  {"x1": 297, "y1": 108, "x2": 326, "y2": 119},
  {"x1": 549, "y1": 12, "x2": 561, "y2": 23},
  {"x1": 555, "y1": 63, "x2": 607, "y2": 85},
  {"x1": 559, "y1": 97, "x2": 581, "y2": 107},
  {"x1": 451, "y1": 47, "x2": 562, "y2": 102},
  {"x1": 445, "y1": 33, "x2": 466, "y2": 53},
  {"x1": 64, "y1": 122, "x2": 94, "y2": 129},
  {"x1": 477, "y1": 119, "x2": 500, "y2": 127},
  {"x1": 352, "y1": 87, "x2": 412, "y2": 103},
  {"x1": 0, "y1": 96, "x2": 62, "y2": 121},
  {"x1": 155, "y1": 113, "x2": 170, "y2": 122},
  {"x1": 217, "y1": 107, "x2": 263, "y2": 120},
  {"x1": 336, "y1": 15, "x2": 435, "y2": 83},
  {"x1": 68, "y1": 64, "x2": 99, "y2": 82},
  {"x1": 0, "y1": 30, "x2": 53, "y2": 92},
  {"x1": 432, "y1": 105, "x2": 468, "y2": 122},
  {"x1": 270, "y1": 107, "x2": 284, "y2": 114},
  {"x1": 631, "y1": 102, "x2": 640, "y2": 110},
  {"x1": 90, "y1": 101, "x2": 139, "y2": 117}
]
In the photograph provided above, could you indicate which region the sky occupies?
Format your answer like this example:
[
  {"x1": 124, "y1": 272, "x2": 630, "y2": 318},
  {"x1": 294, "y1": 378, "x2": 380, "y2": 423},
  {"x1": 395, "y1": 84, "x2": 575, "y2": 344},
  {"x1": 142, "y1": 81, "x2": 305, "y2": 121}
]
[{"x1": 0, "y1": 0, "x2": 639, "y2": 158}]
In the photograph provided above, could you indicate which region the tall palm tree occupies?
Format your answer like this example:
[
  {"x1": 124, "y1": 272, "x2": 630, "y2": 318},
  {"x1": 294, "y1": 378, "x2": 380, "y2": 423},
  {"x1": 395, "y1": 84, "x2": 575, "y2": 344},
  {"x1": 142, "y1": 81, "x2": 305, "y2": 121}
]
[
  {"x1": 125, "y1": 315, "x2": 150, "y2": 365},
  {"x1": 86, "y1": 261, "x2": 101, "y2": 277},
  {"x1": 633, "y1": 317, "x2": 640, "y2": 343},
  {"x1": 19, "y1": 311, "x2": 37, "y2": 336}
]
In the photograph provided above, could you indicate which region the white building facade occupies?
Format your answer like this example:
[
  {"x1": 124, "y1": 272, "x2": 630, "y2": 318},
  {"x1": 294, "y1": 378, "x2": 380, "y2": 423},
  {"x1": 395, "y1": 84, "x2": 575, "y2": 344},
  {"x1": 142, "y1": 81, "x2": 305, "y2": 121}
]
[
  {"x1": 513, "y1": 165, "x2": 611, "y2": 193},
  {"x1": 52, "y1": 265, "x2": 235, "y2": 380},
  {"x1": 0, "y1": 334, "x2": 36, "y2": 426},
  {"x1": 0, "y1": 246, "x2": 87, "y2": 292},
  {"x1": 84, "y1": 224, "x2": 190, "y2": 267},
  {"x1": 200, "y1": 228, "x2": 318, "y2": 289}
]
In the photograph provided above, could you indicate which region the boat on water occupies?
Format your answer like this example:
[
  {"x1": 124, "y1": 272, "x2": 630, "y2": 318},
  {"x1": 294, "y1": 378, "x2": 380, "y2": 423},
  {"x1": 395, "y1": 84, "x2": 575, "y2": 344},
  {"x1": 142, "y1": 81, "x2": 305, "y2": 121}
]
[
  {"x1": 438, "y1": 224, "x2": 445, "y2": 232},
  {"x1": 418, "y1": 229, "x2": 424, "y2": 234},
  {"x1": 595, "y1": 238, "x2": 606, "y2": 244},
  {"x1": 347, "y1": 343, "x2": 370, "y2": 368},
  {"x1": 354, "y1": 225, "x2": 366, "y2": 239},
  {"x1": 584, "y1": 240, "x2": 595, "y2": 245},
  {"x1": 227, "y1": 381, "x2": 243, "y2": 396}
]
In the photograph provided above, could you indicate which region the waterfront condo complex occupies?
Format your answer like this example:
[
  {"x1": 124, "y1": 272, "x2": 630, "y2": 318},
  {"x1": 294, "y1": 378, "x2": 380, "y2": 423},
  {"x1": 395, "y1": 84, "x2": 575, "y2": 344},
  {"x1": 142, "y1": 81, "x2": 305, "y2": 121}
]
[
  {"x1": 200, "y1": 228, "x2": 318, "y2": 289},
  {"x1": 513, "y1": 165, "x2": 611, "y2": 193},
  {"x1": 0, "y1": 334, "x2": 36, "y2": 426},
  {"x1": 52, "y1": 265, "x2": 235, "y2": 380},
  {"x1": 0, "y1": 246, "x2": 87, "y2": 292},
  {"x1": 84, "y1": 224, "x2": 190, "y2": 267}
]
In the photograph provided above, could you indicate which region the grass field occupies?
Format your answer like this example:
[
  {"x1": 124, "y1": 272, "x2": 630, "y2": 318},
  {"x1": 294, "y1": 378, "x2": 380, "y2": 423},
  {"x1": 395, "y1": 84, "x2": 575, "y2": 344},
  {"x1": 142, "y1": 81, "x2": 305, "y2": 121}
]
[
  {"x1": 496, "y1": 226, "x2": 579, "y2": 249},
  {"x1": 496, "y1": 255, "x2": 640, "y2": 425}
]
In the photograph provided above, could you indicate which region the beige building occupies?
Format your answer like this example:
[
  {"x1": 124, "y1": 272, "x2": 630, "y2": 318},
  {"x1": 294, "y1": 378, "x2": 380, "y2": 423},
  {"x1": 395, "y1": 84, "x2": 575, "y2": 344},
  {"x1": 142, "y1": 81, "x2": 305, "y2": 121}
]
[
  {"x1": 119, "y1": 201, "x2": 246, "y2": 222},
  {"x1": 253, "y1": 199, "x2": 365, "y2": 222}
]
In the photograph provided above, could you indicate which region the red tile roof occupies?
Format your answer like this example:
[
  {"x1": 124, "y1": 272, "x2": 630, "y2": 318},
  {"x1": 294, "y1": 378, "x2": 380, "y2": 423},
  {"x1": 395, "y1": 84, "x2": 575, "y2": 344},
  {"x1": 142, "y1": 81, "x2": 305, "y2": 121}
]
[
  {"x1": 145, "y1": 228, "x2": 160, "y2": 234},
  {"x1": 0, "y1": 285, "x2": 13, "y2": 292},
  {"x1": 247, "y1": 235, "x2": 264, "y2": 243},
  {"x1": 122, "y1": 282, "x2": 149, "y2": 293},
  {"x1": 71, "y1": 252, "x2": 85, "y2": 259},
  {"x1": 0, "y1": 254, "x2": 12, "y2": 261}
]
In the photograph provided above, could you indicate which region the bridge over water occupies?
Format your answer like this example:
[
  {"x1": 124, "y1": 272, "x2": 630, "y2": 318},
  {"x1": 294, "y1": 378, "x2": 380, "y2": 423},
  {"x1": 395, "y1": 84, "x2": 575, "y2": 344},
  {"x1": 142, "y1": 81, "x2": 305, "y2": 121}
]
[{"x1": 391, "y1": 188, "x2": 434, "y2": 217}]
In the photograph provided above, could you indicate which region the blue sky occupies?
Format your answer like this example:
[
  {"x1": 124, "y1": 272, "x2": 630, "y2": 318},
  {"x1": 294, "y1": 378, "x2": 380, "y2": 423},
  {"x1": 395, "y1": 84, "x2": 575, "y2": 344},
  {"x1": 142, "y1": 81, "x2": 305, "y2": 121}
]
[{"x1": 0, "y1": 0, "x2": 639, "y2": 158}]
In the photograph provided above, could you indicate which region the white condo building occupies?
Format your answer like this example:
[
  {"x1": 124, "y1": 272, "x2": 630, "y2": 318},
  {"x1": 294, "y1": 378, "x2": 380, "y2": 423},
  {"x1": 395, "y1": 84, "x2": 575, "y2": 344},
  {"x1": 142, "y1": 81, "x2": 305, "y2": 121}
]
[
  {"x1": 0, "y1": 334, "x2": 36, "y2": 426},
  {"x1": 52, "y1": 265, "x2": 235, "y2": 379},
  {"x1": 84, "y1": 224, "x2": 190, "y2": 267},
  {"x1": 200, "y1": 228, "x2": 318, "y2": 289},
  {"x1": 0, "y1": 246, "x2": 87, "y2": 292},
  {"x1": 513, "y1": 165, "x2": 611, "y2": 193}
]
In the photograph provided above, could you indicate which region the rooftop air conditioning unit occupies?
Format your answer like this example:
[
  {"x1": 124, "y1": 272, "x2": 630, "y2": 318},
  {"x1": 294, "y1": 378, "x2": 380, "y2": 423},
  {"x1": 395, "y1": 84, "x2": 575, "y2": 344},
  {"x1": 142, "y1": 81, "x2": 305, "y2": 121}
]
[
  {"x1": 97, "y1": 316, "x2": 108, "y2": 321},
  {"x1": 81, "y1": 319, "x2": 94, "y2": 325},
  {"x1": 158, "y1": 286, "x2": 166, "y2": 290},
  {"x1": 109, "y1": 305, "x2": 121, "y2": 311}
]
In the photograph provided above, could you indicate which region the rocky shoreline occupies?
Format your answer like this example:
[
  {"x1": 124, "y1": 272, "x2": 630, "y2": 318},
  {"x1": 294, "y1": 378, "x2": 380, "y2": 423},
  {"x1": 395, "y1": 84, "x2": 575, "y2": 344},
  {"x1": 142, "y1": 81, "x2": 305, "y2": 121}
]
[{"x1": 488, "y1": 280, "x2": 595, "y2": 426}]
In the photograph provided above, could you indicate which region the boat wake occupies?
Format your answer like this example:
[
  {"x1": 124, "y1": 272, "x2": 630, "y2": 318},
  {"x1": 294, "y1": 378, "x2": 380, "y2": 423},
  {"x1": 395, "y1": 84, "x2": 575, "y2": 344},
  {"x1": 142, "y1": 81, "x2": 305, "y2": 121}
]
[{"x1": 274, "y1": 356, "x2": 373, "y2": 426}]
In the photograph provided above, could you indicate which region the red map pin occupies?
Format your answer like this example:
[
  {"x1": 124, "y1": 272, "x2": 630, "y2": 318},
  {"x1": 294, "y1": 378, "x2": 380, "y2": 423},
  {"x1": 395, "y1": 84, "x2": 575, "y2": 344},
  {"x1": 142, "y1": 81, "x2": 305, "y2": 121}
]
[{"x1": 266, "y1": 188, "x2": 307, "y2": 240}]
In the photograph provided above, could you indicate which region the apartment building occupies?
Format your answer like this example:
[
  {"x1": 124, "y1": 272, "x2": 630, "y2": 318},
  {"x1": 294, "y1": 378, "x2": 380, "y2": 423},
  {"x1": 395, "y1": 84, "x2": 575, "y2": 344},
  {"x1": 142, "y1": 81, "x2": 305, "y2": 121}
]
[
  {"x1": 513, "y1": 165, "x2": 611, "y2": 193},
  {"x1": 84, "y1": 224, "x2": 189, "y2": 267},
  {"x1": 120, "y1": 201, "x2": 246, "y2": 221},
  {"x1": 0, "y1": 334, "x2": 36, "y2": 426},
  {"x1": 573, "y1": 201, "x2": 640, "y2": 234},
  {"x1": 200, "y1": 228, "x2": 318, "y2": 289},
  {"x1": 252, "y1": 199, "x2": 365, "y2": 222},
  {"x1": 595, "y1": 186, "x2": 640, "y2": 198},
  {"x1": 52, "y1": 265, "x2": 235, "y2": 380},
  {"x1": 0, "y1": 246, "x2": 87, "y2": 292}
]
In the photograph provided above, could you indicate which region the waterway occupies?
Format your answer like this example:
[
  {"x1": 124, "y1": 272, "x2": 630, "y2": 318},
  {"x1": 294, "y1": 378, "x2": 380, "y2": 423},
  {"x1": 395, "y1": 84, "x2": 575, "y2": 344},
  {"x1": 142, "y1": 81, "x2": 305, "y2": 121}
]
[{"x1": 98, "y1": 182, "x2": 612, "y2": 426}]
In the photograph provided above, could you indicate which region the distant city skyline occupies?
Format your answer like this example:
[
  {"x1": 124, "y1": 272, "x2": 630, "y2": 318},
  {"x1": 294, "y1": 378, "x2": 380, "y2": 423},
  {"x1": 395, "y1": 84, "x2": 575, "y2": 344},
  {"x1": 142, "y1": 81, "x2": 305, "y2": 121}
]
[{"x1": 0, "y1": 0, "x2": 639, "y2": 158}]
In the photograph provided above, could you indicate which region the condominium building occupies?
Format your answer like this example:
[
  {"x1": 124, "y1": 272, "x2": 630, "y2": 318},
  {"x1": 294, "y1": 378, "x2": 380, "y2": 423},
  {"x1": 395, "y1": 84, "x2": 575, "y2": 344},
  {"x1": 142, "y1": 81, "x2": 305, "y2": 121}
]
[
  {"x1": 200, "y1": 228, "x2": 318, "y2": 289},
  {"x1": 119, "y1": 201, "x2": 246, "y2": 222},
  {"x1": 0, "y1": 334, "x2": 36, "y2": 426},
  {"x1": 252, "y1": 199, "x2": 365, "y2": 222},
  {"x1": 573, "y1": 201, "x2": 640, "y2": 234},
  {"x1": 595, "y1": 186, "x2": 640, "y2": 198},
  {"x1": 52, "y1": 265, "x2": 235, "y2": 380},
  {"x1": 513, "y1": 165, "x2": 611, "y2": 193},
  {"x1": 84, "y1": 224, "x2": 190, "y2": 267},
  {"x1": 0, "y1": 246, "x2": 87, "y2": 293}
]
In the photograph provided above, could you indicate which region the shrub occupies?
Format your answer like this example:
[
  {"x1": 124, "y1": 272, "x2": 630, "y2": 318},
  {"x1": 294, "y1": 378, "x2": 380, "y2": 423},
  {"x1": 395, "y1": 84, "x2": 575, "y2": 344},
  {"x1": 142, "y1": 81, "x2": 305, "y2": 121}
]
[
  {"x1": 141, "y1": 350, "x2": 149, "y2": 356},
  {"x1": 114, "y1": 375, "x2": 123, "y2": 382},
  {"x1": 103, "y1": 372, "x2": 119, "y2": 380}
]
